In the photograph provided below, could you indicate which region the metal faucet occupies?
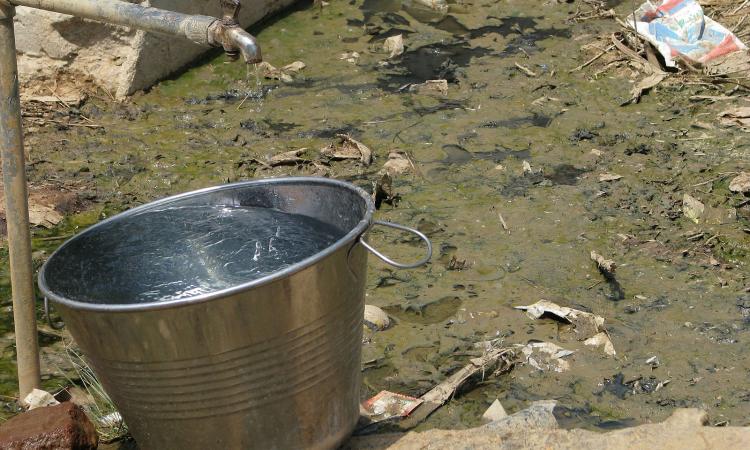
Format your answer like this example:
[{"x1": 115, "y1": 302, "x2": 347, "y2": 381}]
[
  {"x1": 0, "y1": 0, "x2": 261, "y2": 401},
  {"x1": 7, "y1": 0, "x2": 262, "y2": 63},
  {"x1": 211, "y1": 0, "x2": 262, "y2": 63}
]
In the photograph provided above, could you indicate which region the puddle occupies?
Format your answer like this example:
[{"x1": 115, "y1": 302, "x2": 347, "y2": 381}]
[
  {"x1": 379, "y1": 42, "x2": 494, "y2": 87},
  {"x1": 384, "y1": 296, "x2": 463, "y2": 325}
]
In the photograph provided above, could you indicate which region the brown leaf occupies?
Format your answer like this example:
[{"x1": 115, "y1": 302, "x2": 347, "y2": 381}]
[
  {"x1": 320, "y1": 134, "x2": 372, "y2": 165},
  {"x1": 267, "y1": 148, "x2": 308, "y2": 166}
]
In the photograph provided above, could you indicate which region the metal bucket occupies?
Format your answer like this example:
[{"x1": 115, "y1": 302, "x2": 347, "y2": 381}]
[{"x1": 38, "y1": 177, "x2": 431, "y2": 450}]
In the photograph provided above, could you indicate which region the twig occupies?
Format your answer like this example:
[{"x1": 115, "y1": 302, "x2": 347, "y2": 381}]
[
  {"x1": 514, "y1": 62, "x2": 537, "y2": 77},
  {"x1": 569, "y1": 45, "x2": 615, "y2": 72},
  {"x1": 497, "y1": 212, "x2": 510, "y2": 233}
]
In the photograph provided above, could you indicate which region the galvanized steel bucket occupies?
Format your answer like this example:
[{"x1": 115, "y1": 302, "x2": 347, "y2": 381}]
[{"x1": 38, "y1": 177, "x2": 431, "y2": 450}]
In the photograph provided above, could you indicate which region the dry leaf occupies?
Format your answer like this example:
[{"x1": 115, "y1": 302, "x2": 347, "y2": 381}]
[
  {"x1": 624, "y1": 72, "x2": 666, "y2": 105},
  {"x1": 383, "y1": 34, "x2": 404, "y2": 59},
  {"x1": 282, "y1": 61, "x2": 306, "y2": 73},
  {"x1": 320, "y1": 134, "x2": 373, "y2": 165},
  {"x1": 267, "y1": 148, "x2": 308, "y2": 166},
  {"x1": 257, "y1": 61, "x2": 293, "y2": 83}
]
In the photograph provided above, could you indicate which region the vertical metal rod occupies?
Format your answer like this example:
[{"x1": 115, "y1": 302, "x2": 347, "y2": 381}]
[{"x1": 0, "y1": 1, "x2": 41, "y2": 399}]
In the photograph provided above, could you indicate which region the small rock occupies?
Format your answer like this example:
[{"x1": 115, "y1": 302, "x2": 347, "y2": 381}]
[
  {"x1": 683, "y1": 194, "x2": 705, "y2": 223},
  {"x1": 0, "y1": 402, "x2": 98, "y2": 449},
  {"x1": 729, "y1": 172, "x2": 750, "y2": 194},
  {"x1": 383, "y1": 34, "x2": 404, "y2": 59},
  {"x1": 599, "y1": 173, "x2": 622, "y2": 182},
  {"x1": 409, "y1": 80, "x2": 448, "y2": 96},
  {"x1": 340, "y1": 51, "x2": 360, "y2": 64},
  {"x1": 364, "y1": 305, "x2": 391, "y2": 331},
  {"x1": 481, "y1": 399, "x2": 508, "y2": 422}
]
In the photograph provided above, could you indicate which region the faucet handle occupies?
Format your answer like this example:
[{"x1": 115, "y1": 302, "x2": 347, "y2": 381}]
[{"x1": 220, "y1": 0, "x2": 241, "y2": 26}]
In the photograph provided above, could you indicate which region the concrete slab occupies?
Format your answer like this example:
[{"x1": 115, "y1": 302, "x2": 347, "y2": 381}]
[{"x1": 13, "y1": 0, "x2": 296, "y2": 97}]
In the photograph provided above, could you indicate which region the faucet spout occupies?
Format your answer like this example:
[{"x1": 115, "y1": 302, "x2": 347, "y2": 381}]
[
  {"x1": 208, "y1": 0, "x2": 261, "y2": 64},
  {"x1": 221, "y1": 26, "x2": 262, "y2": 63}
]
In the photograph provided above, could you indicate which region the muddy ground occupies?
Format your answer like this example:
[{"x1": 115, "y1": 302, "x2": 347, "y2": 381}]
[{"x1": 1, "y1": 0, "x2": 749, "y2": 436}]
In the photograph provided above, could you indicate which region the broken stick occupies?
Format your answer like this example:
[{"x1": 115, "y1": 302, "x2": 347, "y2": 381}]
[{"x1": 398, "y1": 347, "x2": 515, "y2": 429}]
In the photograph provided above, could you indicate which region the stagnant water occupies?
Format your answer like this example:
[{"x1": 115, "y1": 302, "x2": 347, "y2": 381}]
[{"x1": 43, "y1": 205, "x2": 344, "y2": 304}]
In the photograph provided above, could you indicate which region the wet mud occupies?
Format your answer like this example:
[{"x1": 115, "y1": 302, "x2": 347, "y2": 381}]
[{"x1": 1, "y1": 0, "x2": 749, "y2": 434}]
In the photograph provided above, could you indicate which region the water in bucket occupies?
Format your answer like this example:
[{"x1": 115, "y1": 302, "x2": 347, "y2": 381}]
[{"x1": 44, "y1": 205, "x2": 345, "y2": 304}]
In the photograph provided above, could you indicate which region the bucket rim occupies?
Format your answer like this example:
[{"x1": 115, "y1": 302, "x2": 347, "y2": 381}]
[{"x1": 38, "y1": 177, "x2": 375, "y2": 313}]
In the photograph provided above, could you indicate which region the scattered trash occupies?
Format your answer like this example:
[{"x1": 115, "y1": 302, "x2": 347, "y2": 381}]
[
  {"x1": 584, "y1": 332, "x2": 617, "y2": 356},
  {"x1": 23, "y1": 389, "x2": 59, "y2": 410},
  {"x1": 515, "y1": 300, "x2": 615, "y2": 356},
  {"x1": 408, "y1": 79, "x2": 448, "y2": 96},
  {"x1": 481, "y1": 399, "x2": 508, "y2": 422},
  {"x1": 729, "y1": 172, "x2": 750, "y2": 194},
  {"x1": 398, "y1": 346, "x2": 516, "y2": 429},
  {"x1": 683, "y1": 193, "x2": 705, "y2": 223},
  {"x1": 364, "y1": 305, "x2": 391, "y2": 331},
  {"x1": 518, "y1": 342, "x2": 574, "y2": 372},
  {"x1": 718, "y1": 107, "x2": 750, "y2": 131},
  {"x1": 591, "y1": 250, "x2": 617, "y2": 275},
  {"x1": 627, "y1": 1, "x2": 747, "y2": 68},
  {"x1": 340, "y1": 51, "x2": 360, "y2": 64},
  {"x1": 320, "y1": 134, "x2": 373, "y2": 165},
  {"x1": 646, "y1": 355, "x2": 660, "y2": 367},
  {"x1": 361, "y1": 391, "x2": 422, "y2": 423},
  {"x1": 599, "y1": 172, "x2": 623, "y2": 182},
  {"x1": 384, "y1": 34, "x2": 405, "y2": 59}
]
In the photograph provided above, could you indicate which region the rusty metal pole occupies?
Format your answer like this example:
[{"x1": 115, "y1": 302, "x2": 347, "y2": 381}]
[{"x1": 0, "y1": 0, "x2": 41, "y2": 400}]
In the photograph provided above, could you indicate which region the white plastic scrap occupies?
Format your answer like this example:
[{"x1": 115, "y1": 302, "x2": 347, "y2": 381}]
[{"x1": 24, "y1": 388, "x2": 60, "y2": 410}]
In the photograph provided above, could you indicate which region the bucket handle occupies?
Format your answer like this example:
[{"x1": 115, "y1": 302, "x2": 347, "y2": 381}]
[
  {"x1": 44, "y1": 297, "x2": 65, "y2": 330},
  {"x1": 359, "y1": 220, "x2": 432, "y2": 269}
]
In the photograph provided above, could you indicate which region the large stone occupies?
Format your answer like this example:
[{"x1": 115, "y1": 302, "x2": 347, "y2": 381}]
[
  {"x1": 346, "y1": 408, "x2": 750, "y2": 450},
  {"x1": 13, "y1": 0, "x2": 297, "y2": 98},
  {"x1": 0, "y1": 402, "x2": 98, "y2": 450}
]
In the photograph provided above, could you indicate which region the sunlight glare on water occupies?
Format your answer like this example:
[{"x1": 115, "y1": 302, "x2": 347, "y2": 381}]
[{"x1": 45, "y1": 205, "x2": 344, "y2": 304}]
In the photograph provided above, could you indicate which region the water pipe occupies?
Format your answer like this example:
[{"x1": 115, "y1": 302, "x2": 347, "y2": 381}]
[
  {"x1": 0, "y1": 0, "x2": 40, "y2": 401},
  {"x1": 0, "y1": 0, "x2": 261, "y2": 401}
]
